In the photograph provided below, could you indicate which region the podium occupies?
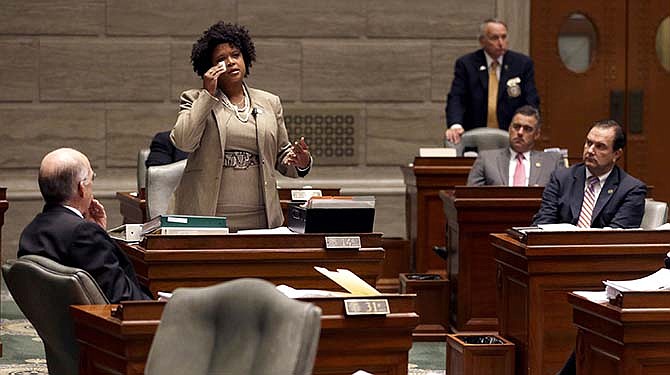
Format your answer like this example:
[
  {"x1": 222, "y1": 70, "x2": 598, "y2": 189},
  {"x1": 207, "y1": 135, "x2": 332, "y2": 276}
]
[
  {"x1": 118, "y1": 233, "x2": 385, "y2": 296},
  {"x1": 71, "y1": 296, "x2": 418, "y2": 375},
  {"x1": 441, "y1": 186, "x2": 543, "y2": 332},
  {"x1": 402, "y1": 156, "x2": 474, "y2": 274},
  {"x1": 117, "y1": 188, "x2": 341, "y2": 225},
  {"x1": 568, "y1": 292, "x2": 670, "y2": 375},
  {"x1": 0, "y1": 187, "x2": 6, "y2": 355},
  {"x1": 492, "y1": 231, "x2": 670, "y2": 375}
]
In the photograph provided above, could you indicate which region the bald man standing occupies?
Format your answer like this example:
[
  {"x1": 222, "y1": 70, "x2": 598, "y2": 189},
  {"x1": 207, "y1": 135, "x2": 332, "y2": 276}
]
[{"x1": 18, "y1": 148, "x2": 152, "y2": 303}]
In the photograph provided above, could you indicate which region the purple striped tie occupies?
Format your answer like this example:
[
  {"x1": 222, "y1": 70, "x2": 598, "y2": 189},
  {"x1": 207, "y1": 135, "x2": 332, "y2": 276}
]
[{"x1": 577, "y1": 176, "x2": 599, "y2": 228}]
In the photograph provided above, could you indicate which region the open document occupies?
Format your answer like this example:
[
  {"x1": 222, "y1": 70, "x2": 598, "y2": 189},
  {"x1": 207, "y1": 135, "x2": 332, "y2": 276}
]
[{"x1": 277, "y1": 267, "x2": 382, "y2": 299}]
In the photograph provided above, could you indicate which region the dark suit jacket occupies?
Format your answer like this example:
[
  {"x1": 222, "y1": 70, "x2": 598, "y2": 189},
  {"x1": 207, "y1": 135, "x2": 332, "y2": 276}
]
[
  {"x1": 18, "y1": 205, "x2": 153, "y2": 303},
  {"x1": 532, "y1": 164, "x2": 647, "y2": 228},
  {"x1": 145, "y1": 131, "x2": 189, "y2": 168},
  {"x1": 467, "y1": 149, "x2": 563, "y2": 186},
  {"x1": 446, "y1": 49, "x2": 540, "y2": 131}
]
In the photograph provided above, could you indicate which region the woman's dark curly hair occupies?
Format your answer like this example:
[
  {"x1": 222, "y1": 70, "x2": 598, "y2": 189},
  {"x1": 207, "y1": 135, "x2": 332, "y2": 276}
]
[{"x1": 191, "y1": 22, "x2": 256, "y2": 78}]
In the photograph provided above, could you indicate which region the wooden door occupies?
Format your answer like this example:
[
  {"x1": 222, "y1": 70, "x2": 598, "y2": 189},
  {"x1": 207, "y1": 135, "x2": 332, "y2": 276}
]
[
  {"x1": 532, "y1": 0, "x2": 670, "y2": 203},
  {"x1": 626, "y1": 0, "x2": 670, "y2": 203}
]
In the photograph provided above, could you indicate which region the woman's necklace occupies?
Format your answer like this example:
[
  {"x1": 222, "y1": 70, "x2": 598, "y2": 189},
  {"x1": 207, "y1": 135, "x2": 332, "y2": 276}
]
[{"x1": 220, "y1": 85, "x2": 250, "y2": 123}]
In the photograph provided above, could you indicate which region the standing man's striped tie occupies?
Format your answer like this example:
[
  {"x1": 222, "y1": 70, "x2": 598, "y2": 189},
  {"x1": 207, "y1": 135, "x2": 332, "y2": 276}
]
[{"x1": 577, "y1": 176, "x2": 599, "y2": 228}]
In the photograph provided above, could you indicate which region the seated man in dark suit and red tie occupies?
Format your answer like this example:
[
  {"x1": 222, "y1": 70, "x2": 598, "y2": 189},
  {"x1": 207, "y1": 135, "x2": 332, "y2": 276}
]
[
  {"x1": 18, "y1": 148, "x2": 153, "y2": 303},
  {"x1": 466, "y1": 105, "x2": 563, "y2": 186},
  {"x1": 532, "y1": 119, "x2": 647, "y2": 229}
]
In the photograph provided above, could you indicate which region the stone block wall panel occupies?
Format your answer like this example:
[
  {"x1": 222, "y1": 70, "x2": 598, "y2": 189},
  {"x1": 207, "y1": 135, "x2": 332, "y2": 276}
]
[
  {"x1": 240, "y1": 0, "x2": 365, "y2": 37},
  {"x1": 0, "y1": 39, "x2": 39, "y2": 101},
  {"x1": 0, "y1": 0, "x2": 105, "y2": 35},
  {"x1": 40, "y1": 40, "x2": 170, "y2": 102},
  {"x1": 366, "y1": 103, "x2": 444, "y2": 165},
  {"x1": 302, "y1": 40, "x2": 431, "y2": 102},
  {"x1": 0, "y1": 105, "x2": 105, "y2": 168},
  {"x1": 367, "y1": 0, "x2": 493, "y2": 38},
  {"x1": 106, "y1": 104, "x2": 177, "y2": 167}
]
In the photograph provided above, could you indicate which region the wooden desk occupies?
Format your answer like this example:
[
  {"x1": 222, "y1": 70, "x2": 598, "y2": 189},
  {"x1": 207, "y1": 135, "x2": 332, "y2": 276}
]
[
  {"x1": 116, "y1": 191, "x2": 146, "y2": 224},
  {"x1": 492, "y1": 231, "x2": 670, "y2": 375},
  {"x1": 119, "y1": 233, "x2": 385, "y2": 296},
  {"x1": 441, "y1": 186, "x2": 543, "y2": 332},
  {"x1": 71, "y1": 296, "x2": 418, "y2": 375},
  {"x1": 0, "y1": 187, "x2": 6, "y2": 355},
  {"x1": 568, "y1": 292, "x2": 670, "y2": 375},
  {"x1": 117, "y1": 188, "x2": 341, "y2": 225},
  {"x1": 402, "y1": 157, "x2": 473, "y2": 274}
]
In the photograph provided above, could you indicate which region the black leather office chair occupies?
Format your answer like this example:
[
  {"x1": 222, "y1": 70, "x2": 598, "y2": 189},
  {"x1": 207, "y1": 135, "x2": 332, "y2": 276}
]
[
  {"x1": 1, "y1": 255, "x2": 109, "y2": 375},
  {"x1": 145, "y1": 278, "x2": 322, "y2": 375}
]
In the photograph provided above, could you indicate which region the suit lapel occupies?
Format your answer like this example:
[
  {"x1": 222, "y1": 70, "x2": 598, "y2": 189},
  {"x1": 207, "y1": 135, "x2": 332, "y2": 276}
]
[
  {"x1": 570, "y1": 165, "x2": 587, "y2": 220},
  {"x1": 248, "y1": 87, "x2": 266, "y2": 162},
  {"x1": 528, "y1": 151, "x2": 538, "y2": 185},
  {"x1": 498, "y1": 149, "x2": 511, "y2": 185},
  {"x1": 592, "y1": 167, "x2": 619, "y2": 221},
  {"x1": 211, "y1": 98, "x2": 233, "y2": 156},
  {"x1": 476, "y1": 50, "x2": 489, "y2": 91},
  {"x1": 498, "y1": 53, "x2": 511, "y2": 101}
]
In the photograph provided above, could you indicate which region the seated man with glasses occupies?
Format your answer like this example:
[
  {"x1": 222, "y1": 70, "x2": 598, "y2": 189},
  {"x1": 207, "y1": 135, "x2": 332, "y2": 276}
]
[
  {"x1": 18, "y1": 147, "x2": 152, "y2": 303},
  {"x1": 467, "y1": 105, "x2": 563, "y2": 186}
]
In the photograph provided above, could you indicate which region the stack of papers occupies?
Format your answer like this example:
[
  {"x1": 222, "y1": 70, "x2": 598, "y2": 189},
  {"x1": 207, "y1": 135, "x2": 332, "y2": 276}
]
[{"x1": 603, "y1": 268, "x2": 670, "y2": 299}]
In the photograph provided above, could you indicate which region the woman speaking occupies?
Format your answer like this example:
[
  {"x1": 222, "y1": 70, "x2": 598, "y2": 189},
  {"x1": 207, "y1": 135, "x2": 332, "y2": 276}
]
[{"x1": 169, "y1": 22, "x2": 312, "y2": 231}]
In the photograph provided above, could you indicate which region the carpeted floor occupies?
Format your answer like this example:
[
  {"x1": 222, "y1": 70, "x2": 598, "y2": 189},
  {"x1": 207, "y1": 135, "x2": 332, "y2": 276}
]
[{"x1": 0, "y1": 279, "x2": 446, "y2": 374}]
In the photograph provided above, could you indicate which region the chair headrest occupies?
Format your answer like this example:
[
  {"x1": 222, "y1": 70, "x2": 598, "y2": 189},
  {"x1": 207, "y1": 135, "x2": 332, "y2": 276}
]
[
  {"x1": 146, "y1": 159, "x2": 187, "y2": 219},
  {"x1": 445, "y1": 128, "x2": 509, "y2": 156}
]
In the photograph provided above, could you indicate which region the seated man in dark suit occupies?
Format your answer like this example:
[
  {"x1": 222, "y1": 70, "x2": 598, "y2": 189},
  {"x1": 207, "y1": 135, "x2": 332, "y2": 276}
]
[
  {"x1": 532, "y1": 119, "x2": 646, "y2": 229},
  {"x1": 535, "y1": 120, "x2": 646, "y2": 375},
  {"x1": 467, "y1": 105, "x2": 563, "y2": 186},
  {"x1": 19, "y1": 148, "x2": 153, "y2": 303},
  {"x1": 145, "y1": 130, "x2": 189, "y2": 168}
]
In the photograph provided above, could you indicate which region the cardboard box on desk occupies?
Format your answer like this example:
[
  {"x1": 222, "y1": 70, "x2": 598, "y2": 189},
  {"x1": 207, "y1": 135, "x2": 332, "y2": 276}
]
[{"x1": 287, "y1": 196, "x2": 375, "y2": 233}]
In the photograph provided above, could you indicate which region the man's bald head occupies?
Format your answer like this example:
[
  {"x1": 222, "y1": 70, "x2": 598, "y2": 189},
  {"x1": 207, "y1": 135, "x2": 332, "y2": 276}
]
[{"x1": 38, "y1": 148, "x2": 90, "y2": 205}]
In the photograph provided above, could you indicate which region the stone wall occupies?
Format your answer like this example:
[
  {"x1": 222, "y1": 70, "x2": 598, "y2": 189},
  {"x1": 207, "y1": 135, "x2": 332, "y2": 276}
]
[{"x1": 0, "y1": 0, "x2": 529, "y2": 260}]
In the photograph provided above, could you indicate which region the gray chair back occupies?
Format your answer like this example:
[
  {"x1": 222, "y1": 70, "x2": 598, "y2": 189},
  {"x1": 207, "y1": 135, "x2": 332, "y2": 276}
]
[
  {"x1": 641, "y1": 199, "x2": 668, "y2": 229},
  {"x1": 1, "y1": 255, "x2": 109, "y2": 375},
  {"x1": 146, "y1": 159, "x2": 186, "y2": 220},
  {"x1": 137, "y1": 148, "x2": 150, "y2": 193},
  {"x1": 446, "y1": 128, "x2": 509, "y2": 156},
  {"x1": 145, "y1": 278, "x2": 322, "y2": 375}
]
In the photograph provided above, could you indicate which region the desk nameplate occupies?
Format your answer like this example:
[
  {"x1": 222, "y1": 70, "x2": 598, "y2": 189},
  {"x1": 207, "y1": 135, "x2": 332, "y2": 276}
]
[
  {"x1": 325, "y1": 236, "x2": 361, "y2": 249},
  {"x1": 344, "y1": 299, "x2": 390, "y2": 316}
]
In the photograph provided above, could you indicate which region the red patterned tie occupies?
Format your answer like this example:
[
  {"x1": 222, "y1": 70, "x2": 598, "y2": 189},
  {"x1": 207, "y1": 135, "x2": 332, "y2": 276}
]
[
  {"x1": 577, "y1": 176, "x2": 599, "y2": 228},
  {"x1": 513, "y1": 153, "x2": 526, "y2": 186}
]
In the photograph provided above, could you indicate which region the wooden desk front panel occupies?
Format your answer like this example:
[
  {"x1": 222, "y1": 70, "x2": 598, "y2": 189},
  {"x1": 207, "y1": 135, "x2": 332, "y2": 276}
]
[
  {"x1": 570, "y1": 294, "x2": 670, "y2": 375},
  {"x1": 402, "y1": 157, "x2": 473, "y2": 274},
  {"x1": 71, "y1": 296, "x2": 418, "y2": 375},
  {"x1": 492, "y1": 233, "x2": 668, "y2": 375},
  {"x1": 119, "y1": 233, "x2": 385, "y2": 295},
  {"x1": 444, "y1": 187, "x2": 542, "y2": 332}
]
